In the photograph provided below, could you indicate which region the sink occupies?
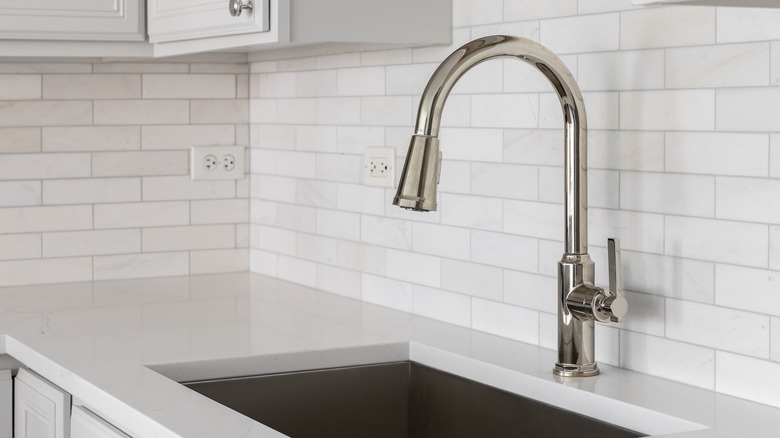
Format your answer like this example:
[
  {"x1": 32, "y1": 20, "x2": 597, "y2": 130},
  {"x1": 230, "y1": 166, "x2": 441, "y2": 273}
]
[{"x1": 183, "y1": 361, "x2": 645, "y2": 438}]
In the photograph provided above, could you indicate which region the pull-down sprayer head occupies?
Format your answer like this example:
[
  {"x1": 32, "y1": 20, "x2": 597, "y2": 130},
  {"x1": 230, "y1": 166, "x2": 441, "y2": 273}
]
[{"x1": 394, "y1": 135, "x2": 441, "y2": 211}]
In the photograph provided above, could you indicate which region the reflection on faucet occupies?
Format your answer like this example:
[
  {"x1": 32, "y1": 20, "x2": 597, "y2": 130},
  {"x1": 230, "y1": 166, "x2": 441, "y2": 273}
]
[{"x1": 393, "y1": 35, "x2": 627, "y2": 377}]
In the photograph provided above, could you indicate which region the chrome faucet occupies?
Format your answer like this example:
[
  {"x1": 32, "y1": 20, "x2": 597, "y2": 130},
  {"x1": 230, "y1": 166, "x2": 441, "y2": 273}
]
[{"x1": 393, "y1": 35, "x2": 627, "y2": 377}]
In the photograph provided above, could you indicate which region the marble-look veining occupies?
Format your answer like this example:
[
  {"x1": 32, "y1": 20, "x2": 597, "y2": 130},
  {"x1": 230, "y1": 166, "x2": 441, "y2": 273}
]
[{"x1": 0, "y1": 273, "x2": 777, "y2": 437}]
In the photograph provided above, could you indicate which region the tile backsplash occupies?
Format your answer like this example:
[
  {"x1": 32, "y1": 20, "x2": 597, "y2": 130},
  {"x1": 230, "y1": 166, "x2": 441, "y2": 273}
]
[
  {"x1": 1, "y1": 0, "x2": 780, "y2": 410},
  {"x1": 248, "y1": 0, "x2": 780, "y2": 407},
  {"x1": 0, "y1": 54, "x2": 250, "y2": 285}
]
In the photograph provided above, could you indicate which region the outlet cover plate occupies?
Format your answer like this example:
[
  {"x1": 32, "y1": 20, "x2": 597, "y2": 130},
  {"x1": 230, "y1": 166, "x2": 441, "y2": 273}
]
[
  {"x1": 364, "y1": 147, "x2": 395, "y2": 188},
  {"x1": 191, "y1": 146, "x2": 245, "y2": 181}
]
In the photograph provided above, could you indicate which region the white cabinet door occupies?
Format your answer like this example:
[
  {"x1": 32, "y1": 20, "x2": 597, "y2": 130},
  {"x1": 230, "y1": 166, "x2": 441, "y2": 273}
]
[
  {"x1": 148, "y1": 0, "x2": 270, "y2": 43},
  {"x1": 14, "y1": 369, "x2": 70, "y2": 438},
  {"x1": 71, "y1": 406, "x2": 129, "y2": 438},
  {"x1": 0, "y1": 0, "x2": 144, "y2": 41}
]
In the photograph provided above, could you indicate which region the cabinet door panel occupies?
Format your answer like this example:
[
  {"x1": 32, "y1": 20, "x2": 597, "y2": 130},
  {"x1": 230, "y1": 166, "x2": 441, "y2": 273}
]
[
  {"x1": 14, "y1": 369, "x2": 70, "y2": 438},
  {"x1": 0, "y1": 0, "x2": 144, "y2": 41},
  {"x1": 71, "y1": 406, "x2": 130, "y2": 438},
  {"x1": 148, "y1": 0, "x2": 270, "y2": 43}
]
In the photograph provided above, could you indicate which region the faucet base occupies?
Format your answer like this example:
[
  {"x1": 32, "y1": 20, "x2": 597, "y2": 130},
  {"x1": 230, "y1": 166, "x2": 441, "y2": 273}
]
[{"x1": 553, "y1": 363, "x2": 599, "y2": 378}]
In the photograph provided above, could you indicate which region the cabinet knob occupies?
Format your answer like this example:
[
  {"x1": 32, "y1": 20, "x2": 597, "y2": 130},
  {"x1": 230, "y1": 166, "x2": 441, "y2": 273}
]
[{"x1": 229, "y1": 0, "x2": 253, "y2": 17}]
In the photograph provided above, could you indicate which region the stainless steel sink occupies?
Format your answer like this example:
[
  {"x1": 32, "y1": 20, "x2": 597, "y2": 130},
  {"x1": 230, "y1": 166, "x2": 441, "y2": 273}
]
[{"x1": 184, "y1": 361, "x2": 645, "y2": 438}]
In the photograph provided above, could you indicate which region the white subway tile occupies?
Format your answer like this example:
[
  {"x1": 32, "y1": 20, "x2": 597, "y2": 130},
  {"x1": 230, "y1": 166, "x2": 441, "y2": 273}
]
[
  {"x1": 361, "y1": 215, "x2": 412, "y2": 250},
  {"x1": 250, "y1": 248, "x2": 277, "y2": 277},
  {"x1": 471, "y1": 93, "x2": 538, "y2": 129},
  {"x1": 620, "y1": 90, "x2": 715, "y2": 131},
  {"x1": 0, "y1": 101, "x2": 91, "y2": 127},
  {"x1": 43, "y1": 178, "x2": 141, "y2": 205},
  {"x1": 275, "y1": 203, "x2": 316, "y2": 233},
  {"x1": 190, "y1": 248, "x2": 248, "y2": 274},
  {"x1": 252, "y1": 224, "x2": 296, "y2": 255},
  {"x1": 503, "y1": 129, "x2": 562, "y2": 166},
  {"x1": 94, "y1": 63, "x2": 188, "y2": 74},
  {"x1": 360, "y1": 96, "x2": 411, "y2": 126},
  {"x1": 94, "y1": 252, "x2": 189, "y2": 281},
  {"x1": 43, "y1": 126, "x2": 140, "y2": 152},
  {"x1": 438, "y1": 160, "x2": 471, "y2": 194},
  {"x1": 252, "y1": 175, "x2": 296, "y2": 203},
  {"x1": 504, "y1": 57, "x2": 565, "y2": 93},
  {"x1": 0, "y1": 181, "x2": 40, "y2": 207},
  {"x1": 296, "y1": 126, "x2": 337, "y2": 152},
  {"x1": 717, "y1": 88, "x2": 780, "y2": 132},
  {"x1": 141, "y1": 125, "x2": 235, "y2": 150},
  {"x1": 472, "y1": 299, "x2": 539, "y2": 345},
  {"x1": 589, "y1": 209, "x2": 664, "y2": 254},
  {"x1": 255, "y1": 72, "x2": 296, "y2": 98},
  {"x1": 316, "y1": 53, "x2": 360, "y2": 70},
  {"x1": 95, "y1": 100, "x2": 189, "y2": 125},
  {"x1": 43, "y1": 229, "x2": 140, "y2": 257},
  {"x1": 0, "y1": 234, "x2": 40, "y2": 261},
  {"x1": 361, "y1": 48, "x2": 412, "y2": 67},
  {"x1": 258, "y1": 150, "x2": 315, "y2": 178},
  {"x1": 316, "y1": 209, "x2": 360, "y2": 241},
  {"x1": 440, "y1": 193, "x2": 503, "y2": 231},
  {"x1": 618, "y1": 291, "x2": 665, "y2": 337},
  {"x1": 505, "y1": 0, "x2": 576, "y2": 21},
  {"x1": 471, "y1": 230, "x2": 538, "y2": 272},
  {"x1": 337, "y1": 126, "x2": 384, "y2": 154},
  {"x1": 411, "y1": 222, "x2": 470, "y2": 260},
  {"x1": 667, "y1": 299, "x2": 769, "y2": 358},
  {"x1": 413, "y1": 285, "x2": 471, "y2": 327},
  {"x1": 541, "y1": 13, "x2": 620, "y2": 54},
  {"x1": 620, "y1": 331, "x2": 715, "y2": 390},
  {"x1": 338, "y1": 66, "x2": 385, "y2": 96},
  {"x1": 337, "y1": 183, "x2": 385, "y2": 216},
  {"x1": 623, "y1": 251, "x2": 714, "y2": 303},
  {"x1": 43, "y1": 74, "x2": 140, "y2": 99},
  {"x1": 316, "y1": 264, "x2": 361, "y2": 300},
  {"x1": 717, "y1": 7, "x2": 780, "y2": 43},
  {"x1": 317, "y1": 97, "x2": 361, "y2": 125},
  {"x1": 439, "y1": 128, "x2": 503, "y2": 162},
  {"x1": 665, "y1": 216, "x2": 767, "y2": 267},
  {"x1": 143, "y1": 74, "x2": 236, "y2": 99},
  {"x1": 386, "y1": 249, "x2": 440, "y2": 287},
  {"x1": 578, "y1": 50, "x2": 665, "y2": 91},
  {"x1": 250, "y1": 199, "x2": 277, "y2": 226},
  {"x1": 0, "y1": 128, "x2": 40, "y2": 153},
  {"x1": 504, "y1": 200, "x2": 562, "y2": 241},
  {"x1": 0, "y1": 75, "x2": 40, "y2": 100},
  {"x1": 666, "y1": 43, "x2": 769, "y2": 89},
  {"x1": 716, "y1": 352, "x2": 780, "y2": 408},
  {"x1": 253, "y1": 124, "x2": 296, "y2": 150},
  {"x1": 441, "y1": 259, "x2": 503, "y2": 301},
  {"x1": 143, "y1": 176, "x2": 235, "y2": 201},
  {"x1": 191, "y1": 99, "x2": 248, "y2": 124},
  {"x1": 295, "y1": 70, "x2": 338, "y2": 97},
  {"x1": 93, "y1": 151, "x2": 188, "y2": 177},
  {"x1": 773, "y1": 317, "x2": 779, "y2": 362},
  {"x1": 453, "y1": 0, "x2": 502, "y2": 26},
  {"x1": 772, "y1": 135, "x2": 780, "y2": 178},
  {"x1": 191, "y1": 199, "x2": 248, "y2": 224},
  {"x1": 337, "y1": 241, "x2": 386, "y2": 275},
  {"x1": 717, "y1": 178, "x2": 780, "y2": 224},
  {"x1": 621, "y1": 6, "x2": 715, "y2": 49},
  {"x1": 716, "y1": 265, "x2": 780, "y2": 316},
  {"x1": 539, "y1": 312, "x2": 557, "y2": 350},
  {"x1": 504, "y1": 271, "x2": 557, "y2": 314},
  {"x1": 276, "y1": 99, "x2": 316, "y2": 124},
  {"x1": 144, "y1": 225, "x2": 235, "y2": 252},
  {"x1": 440, "y1": 95, "x2": 471, "y2": 128},
  {"x1": 0, "y1": 205, "x2": 91, "y2": 233},
  {"x1": 249, "y1": 99, "x2": 277, "y2": 123},
  {"x1": 666, "y1": 132, "x2": 768, "y2": 177},
  {"x1": 0, "y1": 63, "x2": 91, "y2": 74},
  {"x1": 296, "y1": 233, "x2": 337, "y2": 265},
  {"x1": 316, "y1": 153, "x2": 361, "y2": 183},
  {"x1": 471, "y1": 163, "x2": 538, "y2": 201},
  {"x1": 362, "y1": 274, "x2": 413, "y2": 312},
  {"x1": 296, "y1": 180, "x2": 337, "y2": 209},
  {"x1": 538, "y1": 240, "x2": 563, "y2": 277},
  {"x1": 277, "y1": 57, "x2": 316, "y2": 72},
  {"x1": 589, "y1": 130, "x2": 664, "y2": 172},
  {"x1": 620, "y1": 172, "x2": 714, "y2": 217},
  {"x1": 772, "y1": 226, "x2": 780, "y2": 271},
  {"x1": 450, "y1": 61, "x2": 503, "y2": 95},
  {"x1": 95, "y1": 201, "x2": 188, "y2": 229},
  {"x1": 0, "y1": 153, "x2": 90, "y2": 180},
  {"x1": 0, "y1": 257, "x2": 92, "y2": 287}
]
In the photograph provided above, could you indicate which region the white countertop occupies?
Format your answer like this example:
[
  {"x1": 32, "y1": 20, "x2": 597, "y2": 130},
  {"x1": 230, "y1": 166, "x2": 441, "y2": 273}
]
[{"x1": 0, "y1": 273, "x2": 777, "y2": 437}]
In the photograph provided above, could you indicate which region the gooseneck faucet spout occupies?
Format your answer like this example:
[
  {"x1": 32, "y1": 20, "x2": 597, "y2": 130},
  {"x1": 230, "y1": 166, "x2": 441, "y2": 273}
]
[{"x1": 394, "y1": 35, "x2": 627, "y2": 377}]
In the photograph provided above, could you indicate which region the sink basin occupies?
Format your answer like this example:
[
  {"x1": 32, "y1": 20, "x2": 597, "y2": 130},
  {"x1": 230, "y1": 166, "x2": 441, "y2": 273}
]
[{"x1": 184, "y1": 361, "x2": 644, "y2": 438}]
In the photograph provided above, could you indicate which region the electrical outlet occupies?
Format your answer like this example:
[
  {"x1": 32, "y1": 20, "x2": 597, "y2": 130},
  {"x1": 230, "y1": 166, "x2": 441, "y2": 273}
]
[
  {"x1": 191, "y1": 146, "x2": 245, "y2": 180},
  {"x1": 364, "y1": 147, "x2": 395, "y2": 188}
]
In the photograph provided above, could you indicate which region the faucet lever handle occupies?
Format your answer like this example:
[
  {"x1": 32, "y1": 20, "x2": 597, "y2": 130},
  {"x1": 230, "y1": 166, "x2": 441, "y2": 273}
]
[{"x1": 604, "y1": 238, "x2": 627, "y2": 323}]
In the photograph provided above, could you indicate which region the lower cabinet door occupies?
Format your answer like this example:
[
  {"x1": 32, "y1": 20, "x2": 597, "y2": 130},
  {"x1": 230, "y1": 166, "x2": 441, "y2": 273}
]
[
  {"x1": 14, "y1": 369, "x2": 70, "y2": 438},
  {"x1": 71, "y1": 406, "x2": 130, "y2": 438}
]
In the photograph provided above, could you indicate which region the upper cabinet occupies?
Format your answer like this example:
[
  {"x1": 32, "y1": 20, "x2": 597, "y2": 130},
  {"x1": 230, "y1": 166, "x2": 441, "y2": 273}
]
[
  {"x1": 148, "y1": 0, "x2": 269, "y2": 43},
  {"x1": 0, "y1": 0, "x2": 145, "y2": 41},
  {"x1": 633, "y1": 0, "x2": 780, "y2": 6}
]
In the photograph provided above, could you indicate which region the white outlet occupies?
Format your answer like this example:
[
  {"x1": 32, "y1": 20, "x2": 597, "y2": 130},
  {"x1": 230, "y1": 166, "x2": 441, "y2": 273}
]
[
  {"x1": 191, "y1": 146, "x2": 245, "y2": 180},
  {"x1": 364, "y1": 147, "x2": 395, "y2": 188}
]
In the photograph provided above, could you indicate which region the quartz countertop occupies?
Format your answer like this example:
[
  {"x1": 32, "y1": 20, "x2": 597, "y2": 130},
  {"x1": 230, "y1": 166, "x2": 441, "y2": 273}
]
[{"x1": 0, "y1": 273, "x2": 777, "y2": 437}]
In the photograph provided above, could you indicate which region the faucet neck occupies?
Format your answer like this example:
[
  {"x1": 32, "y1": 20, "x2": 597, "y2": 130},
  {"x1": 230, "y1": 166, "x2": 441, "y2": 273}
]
[{"x1": 413, "y1": 35, "x2": 589, "y2": 255}]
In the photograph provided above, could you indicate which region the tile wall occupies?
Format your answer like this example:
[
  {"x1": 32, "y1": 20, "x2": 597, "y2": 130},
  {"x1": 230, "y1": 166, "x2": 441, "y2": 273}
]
[
  {"x1": 0, "y1": 54, "x2": 250, "y2": 286},
  {"x1": 248, "y1": 1, "x2": 780, "y2": 406}
]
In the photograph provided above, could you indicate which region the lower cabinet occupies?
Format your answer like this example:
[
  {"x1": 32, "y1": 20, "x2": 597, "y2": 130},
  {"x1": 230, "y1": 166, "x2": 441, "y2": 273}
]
[{"x1": 71, "y1": 406, "x2": 130, "y2": 438}]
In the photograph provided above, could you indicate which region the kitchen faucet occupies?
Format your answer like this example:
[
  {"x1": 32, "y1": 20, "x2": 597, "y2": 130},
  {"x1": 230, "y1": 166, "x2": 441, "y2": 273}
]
[{"x1": 393, "y1": 35, "x2": 627, "y2": 377}]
